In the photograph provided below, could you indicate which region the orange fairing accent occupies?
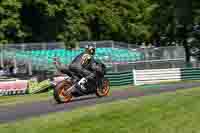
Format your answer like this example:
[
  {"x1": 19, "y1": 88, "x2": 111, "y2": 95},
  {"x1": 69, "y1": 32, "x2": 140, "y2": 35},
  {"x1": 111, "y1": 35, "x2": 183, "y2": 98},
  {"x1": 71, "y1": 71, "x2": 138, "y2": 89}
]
[
  {"x1": 59, "y1": 87, "x2": 72, "y2": 102},
  {"x1": 97, "y1": 80, "x2": 110, "y2": 96}
]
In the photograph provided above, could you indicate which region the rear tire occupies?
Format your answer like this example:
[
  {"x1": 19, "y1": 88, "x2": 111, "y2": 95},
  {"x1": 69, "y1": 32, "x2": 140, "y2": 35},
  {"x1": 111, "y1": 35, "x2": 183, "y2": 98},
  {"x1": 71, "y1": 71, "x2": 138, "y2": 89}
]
[
  {"x1": 53, "y1": 80, "x2": 73, "y2": 104},
  {"x1": 96, "y1": 79, "x2": 110, "y2": 97}
]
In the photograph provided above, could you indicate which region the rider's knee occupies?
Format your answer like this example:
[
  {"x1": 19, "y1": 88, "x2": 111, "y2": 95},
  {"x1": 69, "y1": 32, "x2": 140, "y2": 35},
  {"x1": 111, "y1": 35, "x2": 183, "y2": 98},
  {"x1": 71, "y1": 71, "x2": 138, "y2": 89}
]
[{"x1": 89, "y1": 72, "x2": 95, "y2": 79}]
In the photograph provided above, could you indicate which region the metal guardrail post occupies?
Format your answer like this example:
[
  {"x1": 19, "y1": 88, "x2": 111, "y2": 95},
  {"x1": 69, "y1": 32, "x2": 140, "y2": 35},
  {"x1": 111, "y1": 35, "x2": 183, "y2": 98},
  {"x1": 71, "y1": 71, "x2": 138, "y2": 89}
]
[
  {"x1": 13, "y1": 56, "x2": 17, "y2": 74},
  {"x1": 28, "y1": 59, "x2": 33, "y2": 76},
  {"x1": 42, "y1": 43, "x2": 47, "y2": 50},
  {"x1": 0, "y1": 47, "x2": 4, "y2": 68},
  {"x1": 114, "y1": 64, "x2": 118, "y2": 72},
  {"x1": 132, "y1": 69, "x2": 137, "y2": 85},
  {"x1": 111, "y1": 41, "x2": 115, "y2": 49},
  {"x1": 21, "y1": 44, "x2": 25, "y2": 51}
]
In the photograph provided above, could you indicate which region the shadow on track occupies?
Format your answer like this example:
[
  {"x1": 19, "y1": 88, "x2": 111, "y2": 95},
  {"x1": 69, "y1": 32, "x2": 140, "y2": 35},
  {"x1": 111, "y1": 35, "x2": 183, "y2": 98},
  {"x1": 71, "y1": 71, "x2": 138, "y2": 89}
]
[{"x1": 50, "y1": 95, "x2": 98, "y2": 105}]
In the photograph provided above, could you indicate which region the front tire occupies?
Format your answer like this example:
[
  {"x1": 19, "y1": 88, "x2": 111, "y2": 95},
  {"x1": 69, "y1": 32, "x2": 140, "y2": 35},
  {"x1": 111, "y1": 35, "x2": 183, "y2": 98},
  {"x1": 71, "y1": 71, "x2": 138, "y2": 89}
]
[
  {"x1": 96, "y1": 79, "x2": 110, "y2": 97},
  {"x1": 53, "y1": 80, "x2": 73, "y2": 104}
]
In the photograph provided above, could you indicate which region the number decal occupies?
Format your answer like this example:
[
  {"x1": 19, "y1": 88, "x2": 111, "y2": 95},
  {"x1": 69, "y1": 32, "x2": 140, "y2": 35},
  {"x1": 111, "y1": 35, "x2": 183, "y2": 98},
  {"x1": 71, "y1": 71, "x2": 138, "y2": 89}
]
[{"x1": 81, "y1": 54, "x2": 91, "y2": 65}]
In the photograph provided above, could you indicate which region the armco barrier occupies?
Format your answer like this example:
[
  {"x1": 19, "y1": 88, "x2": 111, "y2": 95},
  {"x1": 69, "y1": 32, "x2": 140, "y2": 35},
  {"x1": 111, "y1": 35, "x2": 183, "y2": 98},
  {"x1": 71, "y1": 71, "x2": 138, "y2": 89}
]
[
  {"x1": 133, "y1": 68, "x2": 181, "y2": 85},
  {"x1": 181, "y1": 68, "x2": 200, "y2": 80},
  {"x1": 133, "y1": 68, "x2": 200, "y2": 85},
  {"x1": 0, "y1": 80, "x2": 28, "y2": 96},
  {"x1": 105, "y1": 71, "x2": 133, "y2": 86}
]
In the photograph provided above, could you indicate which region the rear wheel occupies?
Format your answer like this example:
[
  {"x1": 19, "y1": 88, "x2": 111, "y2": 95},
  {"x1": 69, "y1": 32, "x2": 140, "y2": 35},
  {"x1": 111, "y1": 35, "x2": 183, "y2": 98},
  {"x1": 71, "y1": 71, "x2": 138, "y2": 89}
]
[
  {"x1": 96, "y1": 79, "x2": 110, "y2": 97},
  {"x1": 53, "y1": 80, "x2": 73, "y2": 103}
]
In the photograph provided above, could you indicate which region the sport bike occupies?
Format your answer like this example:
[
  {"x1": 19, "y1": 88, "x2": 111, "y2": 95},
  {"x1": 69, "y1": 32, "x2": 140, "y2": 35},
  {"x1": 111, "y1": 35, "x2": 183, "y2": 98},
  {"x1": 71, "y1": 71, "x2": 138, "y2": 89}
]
[{"x1": 53, "y1": 60, "x2": 110, "y2": 104}]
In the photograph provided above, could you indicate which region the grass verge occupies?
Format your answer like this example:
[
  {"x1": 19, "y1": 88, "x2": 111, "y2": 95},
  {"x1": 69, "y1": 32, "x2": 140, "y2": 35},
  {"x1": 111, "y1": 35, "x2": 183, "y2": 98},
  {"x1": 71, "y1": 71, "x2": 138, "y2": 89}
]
[
  {"x1": 1, "y1": 79, "x2": 200, "y2": 107},
  {"x1": 0, "y1": 85, "x2": 132, "y2": 106},
  {"x1": 1, "y1": 86, "x2": 200, "y2": 133},
  {"x1": 0, "y1": 93, "x2": 49, "y2": 106}
]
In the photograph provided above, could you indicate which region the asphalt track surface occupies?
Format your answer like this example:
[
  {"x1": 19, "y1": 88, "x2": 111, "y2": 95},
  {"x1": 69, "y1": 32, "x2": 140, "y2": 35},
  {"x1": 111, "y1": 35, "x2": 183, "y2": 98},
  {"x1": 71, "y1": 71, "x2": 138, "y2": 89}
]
[{"x1": 1, "y1": 82, "x2": 200, "y2": 124}]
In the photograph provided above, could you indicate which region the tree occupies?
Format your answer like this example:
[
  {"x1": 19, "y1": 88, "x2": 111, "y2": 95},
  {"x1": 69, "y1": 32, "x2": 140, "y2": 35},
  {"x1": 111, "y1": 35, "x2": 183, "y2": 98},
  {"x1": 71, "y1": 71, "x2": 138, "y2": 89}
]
[
  {"x1": 174, "y1": 0, "x2": 193, "y2": 64},
  {"x1": 0, "y1": 0, "x2": 26, "y2": 44},
  {"x1": 0, "y1": 0, "x2": 199, "y2": 49}
]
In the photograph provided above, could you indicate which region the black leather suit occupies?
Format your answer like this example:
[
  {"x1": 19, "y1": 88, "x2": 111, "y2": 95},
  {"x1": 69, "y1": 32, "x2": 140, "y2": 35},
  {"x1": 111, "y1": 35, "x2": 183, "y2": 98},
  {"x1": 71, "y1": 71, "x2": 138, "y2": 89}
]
[
  {"x1": 56, "y1": 52, "x2": 96, "y2": 83},
  {"x1": 68, "y1": 52, "x2": 95, "y2": 82}
]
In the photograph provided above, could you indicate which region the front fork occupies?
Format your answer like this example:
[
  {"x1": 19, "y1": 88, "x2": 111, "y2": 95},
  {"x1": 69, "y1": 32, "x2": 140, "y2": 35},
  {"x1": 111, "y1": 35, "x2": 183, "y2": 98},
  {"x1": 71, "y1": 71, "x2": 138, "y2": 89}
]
[
  {"x1": 97, "y1": 78, "x2": 104, "y2": 90},
  {"x1": 63, "y1": 79, "x2": 76, "y2": 96}
]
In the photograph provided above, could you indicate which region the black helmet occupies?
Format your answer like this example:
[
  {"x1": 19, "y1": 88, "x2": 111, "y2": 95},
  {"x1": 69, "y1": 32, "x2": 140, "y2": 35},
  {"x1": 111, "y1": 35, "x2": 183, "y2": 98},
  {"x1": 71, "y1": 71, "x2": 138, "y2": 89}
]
[{"x1": 85, "y1": 44, "x2": 96, "y2": 55}]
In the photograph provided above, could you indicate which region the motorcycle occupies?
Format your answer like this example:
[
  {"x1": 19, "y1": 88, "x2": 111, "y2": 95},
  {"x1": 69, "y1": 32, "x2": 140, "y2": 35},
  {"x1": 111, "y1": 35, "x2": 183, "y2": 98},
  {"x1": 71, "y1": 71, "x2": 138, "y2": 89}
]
[{"x1": 53, "y1": 60, "x2": 110, "y2": 104}]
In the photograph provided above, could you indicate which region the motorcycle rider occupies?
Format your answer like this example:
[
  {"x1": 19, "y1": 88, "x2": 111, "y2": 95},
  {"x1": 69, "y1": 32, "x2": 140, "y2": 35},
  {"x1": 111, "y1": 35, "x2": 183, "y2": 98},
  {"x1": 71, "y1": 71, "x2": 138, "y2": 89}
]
[{"x1": 53, "y1": 44, "x2": 97, "y2": 91}]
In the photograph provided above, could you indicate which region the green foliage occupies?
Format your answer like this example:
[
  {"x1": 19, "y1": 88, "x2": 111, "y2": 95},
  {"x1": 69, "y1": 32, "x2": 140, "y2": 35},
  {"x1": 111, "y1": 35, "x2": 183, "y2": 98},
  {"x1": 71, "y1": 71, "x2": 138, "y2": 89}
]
[
  {"x1": 28, "y1": 79, "x2": 51, "y2": 94},
  {"x1": 0, "y1": 0, "x2": 27, "y2": 44},
  {"x1": 0, "y1": 0, "x2": 199, "y2": 46},
  {"x1": 193, "y1": 0, "x2": 200, "y2": 24}
]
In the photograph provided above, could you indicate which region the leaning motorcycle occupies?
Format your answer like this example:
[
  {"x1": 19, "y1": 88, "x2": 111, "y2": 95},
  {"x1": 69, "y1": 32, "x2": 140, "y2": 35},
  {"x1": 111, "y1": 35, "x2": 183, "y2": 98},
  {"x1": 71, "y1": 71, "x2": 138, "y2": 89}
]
[{"x1": 53, "y1": 60, "x2": 110, "y2": 104}]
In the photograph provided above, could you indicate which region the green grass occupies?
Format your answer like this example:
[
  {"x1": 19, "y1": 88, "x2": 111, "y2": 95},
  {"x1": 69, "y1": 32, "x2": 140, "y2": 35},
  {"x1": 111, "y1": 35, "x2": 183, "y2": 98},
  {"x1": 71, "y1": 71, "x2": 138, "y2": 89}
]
[
  {"x1": 0, "y1": 79, "x2": 200, "y2": 107},
  {"x1": 1, "y1": 86, "x2": 200, "y2": 133},
  {"x1": 135, "y1": 80, "x2": 200, "y2": 91},
  {"x1": 0, "y1": 80, "x2": 200, "y2": 106},
  {"x1": 0, "y1": 85, "x2": 131, "y2": 107},
  {"x1": 150, "y1": 79, "x2": 200, "y2": 85},
  {"x1": 110, "y1": 85, "x2": 132, "y2": 91},
  {"x1": 0, "y1": 79, "x2": 199, "y2": 107},
  {"x1": 0, "y1": 93, "x2": 49, "y2": 106}
]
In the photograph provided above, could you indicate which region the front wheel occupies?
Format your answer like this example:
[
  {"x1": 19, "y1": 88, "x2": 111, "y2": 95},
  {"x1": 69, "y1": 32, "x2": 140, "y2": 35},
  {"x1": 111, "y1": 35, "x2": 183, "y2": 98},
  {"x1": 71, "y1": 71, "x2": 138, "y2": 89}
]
[
  {"x1": 53, "y1": 80, "x2": 73, "y2": 104},
  {"x1": 96, "y1": 79, "x2": 110, "y2": 97}
]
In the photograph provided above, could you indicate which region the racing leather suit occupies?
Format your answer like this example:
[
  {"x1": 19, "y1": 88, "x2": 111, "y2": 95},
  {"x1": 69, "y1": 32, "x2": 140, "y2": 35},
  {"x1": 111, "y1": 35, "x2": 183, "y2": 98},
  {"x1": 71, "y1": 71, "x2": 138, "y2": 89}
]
[
  {"x1": 68, "y1": 52, "x2": 95, "y2": 83},
  {"x1": 55, "y1": 52, "x2": 104, "y2": 90}
]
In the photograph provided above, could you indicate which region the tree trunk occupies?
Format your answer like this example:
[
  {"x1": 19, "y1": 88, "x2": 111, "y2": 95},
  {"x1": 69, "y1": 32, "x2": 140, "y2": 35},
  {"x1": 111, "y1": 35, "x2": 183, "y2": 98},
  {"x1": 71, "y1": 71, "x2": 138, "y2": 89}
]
[
  {"x1": 174, "y1": 0, "x2": 192, "y2": 66},
  {"x1": 183, "y1": 40, "x2": 191, "y2": 63}
]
